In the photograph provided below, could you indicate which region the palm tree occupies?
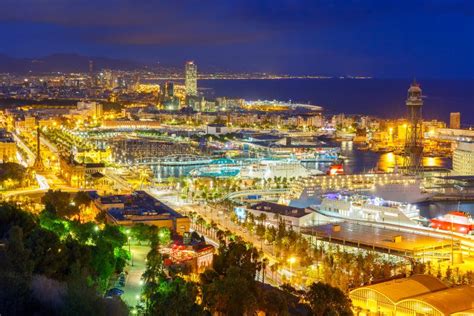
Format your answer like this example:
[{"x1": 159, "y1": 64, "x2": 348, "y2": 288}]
[
  {"x1": 196, "y1": 216, "x2": 205, "y2": 232},
  {"x1": 210, "y1": 220, "x2": 218, "y2": 239},
  {"x1": 262, "y1": 258, "x2": 269, "y2": 283},
  {"x1": 257, "y1": 213, "x2": 267, "y2": 225}
]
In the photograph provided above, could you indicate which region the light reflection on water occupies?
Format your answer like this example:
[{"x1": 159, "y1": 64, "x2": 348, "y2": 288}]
[
  {"x1": 151, "y1": 144, "x2": 452, "y2": 178},
  {"x1": 340, "y1": 141, "x2": 451, "y2": 174}
]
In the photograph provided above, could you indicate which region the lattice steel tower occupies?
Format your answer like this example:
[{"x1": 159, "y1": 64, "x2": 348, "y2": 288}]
[{"x1": 404, "y1": 80, "x2": 423, "y2": 175}]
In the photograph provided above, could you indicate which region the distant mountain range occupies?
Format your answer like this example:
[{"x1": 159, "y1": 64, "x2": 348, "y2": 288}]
[{"x1": 0, "y1": 53, "x2": 148, "y2": 74}]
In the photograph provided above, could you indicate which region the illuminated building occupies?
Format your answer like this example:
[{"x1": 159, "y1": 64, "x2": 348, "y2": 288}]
[
  {"x1": 71, "y1": 101, "x2": 103, "y2": 119},
  {"x1": 164, "y1": 81, "x2": 174, "y2": 97},
  {"x1": 350, "y1": 275, "x2": 474, "y2": 315},
  {"x1": 452, "y1": 141, "x2": 474, "y2": 175},
  {"x1": 185, "y1": 61, "x2": 197, "y2": 97},
  {"x1": 206, "y1": 123, "x2": 229, "y2": 135},
  {"x1": 167, "y1": 242, "x2": 214, "y2": 273},
  {"x1": 101, "y1": 119, "x2": 161, "y2": 129},
  {"x1": 404, "y1": 81, "x2": 424, "y2": 175},
  {"x1": 15, "y1": 116, "x2": 37, "y2": 130},
  {"x1": 111, "y1": 138, "x2": 195, "y2": 164},
  {"x1": 235, "y1": 201, "x2": 319, "y2": 230},
  {"x1": 59, "y1": 155, "x2": 105, "y2": 187},
  {"x1": 0, "y1": 129, "x2": 17, "y2": 162},
  {"x1": 450, "y1": 112, "x2": 461, "y2": 129},
  {"x1": 92, "y1": 190, "x2": 190, "y2": 235}
]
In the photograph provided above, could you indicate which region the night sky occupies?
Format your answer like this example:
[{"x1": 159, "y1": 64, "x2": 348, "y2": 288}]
[{"x1": 0, "y1": 0, "x2": 473, "y2": 78}]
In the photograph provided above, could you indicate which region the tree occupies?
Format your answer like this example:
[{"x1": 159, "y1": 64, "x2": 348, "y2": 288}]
[
  {"x1": 130, "y1": 223, "x2": 152, "y2": 243},
  {"x1": 73, "y1": 191, "x2": 92, "y2": 222},
  {"x1": 157, "y1": 227, "x2": 171, "y2": 245},
  {"x1": 42, "y1": 190, "x2": 79, "y2": 219},
  {"x1": 142, "y1": 240, "x2": 165, "y2": 305},
  {"x1": 145, "y1": 277, "x2": 204, "y2": 316},
  {"x1": 259, "y1": 286, "x2": 290, "y2": 316},
  {"x1": 304, "y1": 282, "x2": 353, "y2": 316},
  {"x1": 0, "y1": 226, "x2": 34, "y2": 315},
  {"x1": 200, "y1": 240, "x2": 262, "y2": 315},
  {"x1": 201, "y1": 266, "x2": 258, "y2": 316}
]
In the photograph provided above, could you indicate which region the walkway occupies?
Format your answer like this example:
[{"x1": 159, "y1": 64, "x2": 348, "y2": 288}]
[{"x1": 121, "y1": 244, "x2": 150, "y2": 307}]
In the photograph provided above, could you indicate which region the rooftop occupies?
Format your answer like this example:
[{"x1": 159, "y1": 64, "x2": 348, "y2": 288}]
[
  {"x1": 304, "y1": 222, "x2": 456, "y2": 254},
  {"x1": 104, "y1": 191, "x2": 185, "y2": 221},
  {"x1": 399, "y1": 286, "x2": 474, "y2": 315},
  {"x1": 351, "y1": 274, "x2": 447, "y2": 303}
]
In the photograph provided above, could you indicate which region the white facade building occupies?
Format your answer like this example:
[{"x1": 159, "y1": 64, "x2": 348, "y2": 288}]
[
  {"x1": 206, "y1": 124, "x2": 229, "y2": 135},
  {"x1": 453, "y1": 141, "x2": 474, "y2": 175}
]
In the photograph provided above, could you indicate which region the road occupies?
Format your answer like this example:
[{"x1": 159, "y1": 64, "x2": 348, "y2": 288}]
[{"x1": 121, "y1": 244, "x2": 150, "y2": 308}]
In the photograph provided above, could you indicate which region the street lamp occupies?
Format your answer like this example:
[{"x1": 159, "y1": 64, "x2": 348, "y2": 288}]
[
  {"x1": 126, "y1": 229, "x2": 134, "y2": 267},
  {"x1": 128, "y1": 236, "x2": 133, "y2": 266},
  {"x1": 288, "y1": 256, "x2": 297, "y2": 274}
]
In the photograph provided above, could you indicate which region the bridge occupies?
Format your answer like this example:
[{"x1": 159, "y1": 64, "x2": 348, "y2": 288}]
[
  {"x1": 135, "y1": 154, "x2": 213, "y2": 166},
  {"x1": 224, "y1": 188, "x2": 289, "y2": 203}
]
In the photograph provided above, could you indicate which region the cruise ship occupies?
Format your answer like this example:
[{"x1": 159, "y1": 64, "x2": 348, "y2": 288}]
[
  {"x1": 315, "y1": 193, "x2": 423, "y2": 226},
  {"x1": 238, "y1": 160, "x2": 321, "y2": 179},
  {"x1": 372, "y1": 180, "x2": 434, "y2": 203}
]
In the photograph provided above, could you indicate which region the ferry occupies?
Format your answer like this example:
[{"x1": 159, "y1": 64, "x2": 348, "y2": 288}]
[
  {"x1": 239, "y1": 160, "x2": 321, "y2": 179},
  {"x1": 327, "y1": 162, "x2": 344, "y2": 176},
  {"x1": 295, "y1": 148, "x2": 340, "y2": 163},
  {"x1": 430, "y1": 211, "x2": 474, "y2": 234},
  {"x1": 316, "y1": 193, "x2": 423, "y2": 226},
  {"x1": 189, "y1": 165, "x2": 241, "y2": 178}
]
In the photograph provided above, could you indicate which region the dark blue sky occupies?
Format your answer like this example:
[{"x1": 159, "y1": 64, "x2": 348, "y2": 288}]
[{"x1": 0, "y1": 0, "x2": 473, "y2": 78}]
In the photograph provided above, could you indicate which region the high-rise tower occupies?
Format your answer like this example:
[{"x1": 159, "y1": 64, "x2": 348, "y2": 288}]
[
  {"x1": 403, "y1": 80, "x2": 423, "y2": 175},
  {"x1": 185, "y1": 61, "x2": 197, "y2": 97}
]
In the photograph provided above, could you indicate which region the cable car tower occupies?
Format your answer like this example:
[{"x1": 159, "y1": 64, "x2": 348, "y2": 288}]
[{"x1": 403, "y1": 80, "x2": 424, "y2": 175}]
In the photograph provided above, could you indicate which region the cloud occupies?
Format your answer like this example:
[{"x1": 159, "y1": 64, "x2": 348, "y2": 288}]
[{"x1": 93, "y1": 29, "x2": 268, "y2": 46}]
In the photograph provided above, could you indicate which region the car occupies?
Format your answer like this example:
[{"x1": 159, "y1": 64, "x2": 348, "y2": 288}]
[{"x1": 105, "y1": 288, "x2": 124, "y2": 298}]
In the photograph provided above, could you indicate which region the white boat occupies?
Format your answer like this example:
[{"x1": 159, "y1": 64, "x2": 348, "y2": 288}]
[
  {"x1": 316, "y1": 193, "x2": 423, "y2": 226},
  {"x1": 238, "y1": 160, "x2": 321, "y2": 179},
  {"x1": 372, "y1": 180, "x2": 434, "y2": 203}
]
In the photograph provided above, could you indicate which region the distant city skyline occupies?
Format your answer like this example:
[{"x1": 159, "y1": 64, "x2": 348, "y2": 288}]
[{"x1": 0, "y1": 0, "x2": 473, "y2": 78}]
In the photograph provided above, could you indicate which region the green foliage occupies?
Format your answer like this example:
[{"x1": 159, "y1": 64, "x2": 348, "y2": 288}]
[
  {"x1": 0, "y1": 203, "x2": 37, "y2": 237},
  {"x1": 202, "y1": 266, "x2": 258, "y2": 316},
  {"x1": 158, "y1": 227, "x2": 171, "y2": 245},
  {"x1": 146, "y1": 277, "x2": 204, "y2": 316},
  {"x1": 74, "y1": 191, "x2": 92, "y2": 207},
  {"x1": 0, "y1": 203, "x2": 133, "y2": 314},
  {"x1": 0, "y1": 162, "x2": 30, "y2": 189},
  {"x1": 200, "y1": 240, "x2": 262, "y2": 316},
  {"x1": 130, "y1": 223, "x2": 152, "y2": 242},
  {"x1": 41, "y1": 190, "x2": 79, "y2": 219},
  {"x1": 259, "y1": 286, "x2": 290, "y2": 316},
  {"x1": 304, "y1": 282, "x2": 353, "y2": 316}
]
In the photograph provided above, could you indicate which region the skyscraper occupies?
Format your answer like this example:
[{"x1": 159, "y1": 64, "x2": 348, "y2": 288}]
[
  {"x1": 450, "y1": 112, "x2": 461, "y2": 129},
  {"x1": 185, "y1": 61, "x2": 197, "y2": 97},
  {"x1": 164, "y1": 81, "x2": 174, "y2": 98},
  {"x1": 403, "y1": 81, "x2": 423, "y2": 175}
]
